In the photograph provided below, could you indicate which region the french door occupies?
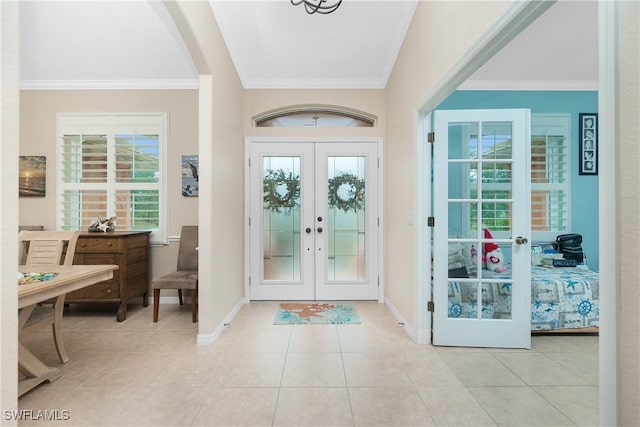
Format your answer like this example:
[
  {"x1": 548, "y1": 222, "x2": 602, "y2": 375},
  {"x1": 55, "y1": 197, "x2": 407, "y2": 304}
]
[
  {"x1": 249, "y1": 141, "x2": 379, "y2": 301},
  {"x1": 432, "y1": 109, "x2": 531, "y2": 349}
]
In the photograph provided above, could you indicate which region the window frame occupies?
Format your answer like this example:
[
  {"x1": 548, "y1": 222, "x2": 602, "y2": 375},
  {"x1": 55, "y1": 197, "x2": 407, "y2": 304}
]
[
  {"x1": 462, "y1": 113, "x2": 571, "y2": 241},
  {"x1": 56, "y1": 113, "x2": 168, "y2": 244}
]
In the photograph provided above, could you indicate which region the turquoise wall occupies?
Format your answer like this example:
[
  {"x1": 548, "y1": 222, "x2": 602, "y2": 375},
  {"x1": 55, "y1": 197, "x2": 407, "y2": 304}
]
[{"x1": 436, "y1": 90, "x2": 599, "y2": 271}]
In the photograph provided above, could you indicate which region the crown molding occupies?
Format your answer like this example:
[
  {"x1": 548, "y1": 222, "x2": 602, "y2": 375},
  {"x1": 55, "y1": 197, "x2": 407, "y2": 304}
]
[
  {"x1": 20, "y1": 79, "x2": 199, "y2": 91},
  {"x1": 458, "y1": 79, "x2": 598, "y2": 91},
  {"x1": 242, "y1": 78, "x2": 386, "y2": 89}
]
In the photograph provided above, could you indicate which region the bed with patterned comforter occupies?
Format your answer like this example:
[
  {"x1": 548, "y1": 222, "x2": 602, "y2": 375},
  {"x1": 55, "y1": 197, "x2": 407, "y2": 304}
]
[{"x1": 447, "y1": 266, "x2": 600, "y2": 331}]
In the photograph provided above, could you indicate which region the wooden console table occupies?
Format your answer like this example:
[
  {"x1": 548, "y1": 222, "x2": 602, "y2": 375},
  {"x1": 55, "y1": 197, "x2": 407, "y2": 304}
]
[{"x1": 66, "y1": 231, "x2": 150, "y2": 321}]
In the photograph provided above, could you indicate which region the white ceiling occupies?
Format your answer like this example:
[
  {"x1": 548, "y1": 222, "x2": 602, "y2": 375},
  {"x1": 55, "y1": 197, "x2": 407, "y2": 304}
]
[{"x1": 19, "y1": 0, "x2": 597, "y2": 91}]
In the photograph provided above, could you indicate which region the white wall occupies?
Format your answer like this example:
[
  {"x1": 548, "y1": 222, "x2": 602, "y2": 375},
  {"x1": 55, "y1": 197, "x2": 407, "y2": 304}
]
[{"x1": 0, "y1": 1, "x2": 20, "y2": 420}]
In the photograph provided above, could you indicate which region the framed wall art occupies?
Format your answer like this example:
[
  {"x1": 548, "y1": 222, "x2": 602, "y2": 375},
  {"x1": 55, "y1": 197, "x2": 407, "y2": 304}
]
[
  {"x1": 578, "y1": 113, "x2": 598, "y2": 175},
  {"x1": 181, "y1": 155, "x2": 199, "y2": 197},
  {"x1": 19, "y1": 155, "x2": 46, "y2": 197}
]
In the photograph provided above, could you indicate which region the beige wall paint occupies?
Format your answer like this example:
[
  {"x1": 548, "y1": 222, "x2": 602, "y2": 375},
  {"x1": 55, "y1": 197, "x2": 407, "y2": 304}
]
[
  {"x1": 244, "y1": 89, "x2": 385, "y2": 137},
  {"x1": 165, "y1": 1, "x2": 245, "y2": 336},
  {"x1": 385, "y1": 1, "x2": 511, "y2": 328},
  {"x1": 619, "y1": 0, "x2": 640, "y2": 423},
  {"x1": 19, "y1": 89, "x2": 198, "y2": 288}
]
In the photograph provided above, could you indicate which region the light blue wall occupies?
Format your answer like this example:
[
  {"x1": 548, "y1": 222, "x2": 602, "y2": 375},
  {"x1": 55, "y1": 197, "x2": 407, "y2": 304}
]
[{"x1": 436, "y1": 90, "x2": 599, "y2": 271}]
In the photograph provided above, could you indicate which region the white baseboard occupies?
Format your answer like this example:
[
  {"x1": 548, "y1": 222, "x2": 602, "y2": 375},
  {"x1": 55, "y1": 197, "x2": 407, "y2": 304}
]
[
  {"x1": 385, "y1": 298, "x2": 419, "y2": 343},
  {"x1": 196, "y1": 298, "x2": 245, "y2": 345}
]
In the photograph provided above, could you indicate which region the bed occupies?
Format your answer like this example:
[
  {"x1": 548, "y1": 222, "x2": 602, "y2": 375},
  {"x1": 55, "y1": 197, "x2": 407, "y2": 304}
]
[{"x1": 447, "y1": 265, "x2": 600, "y2": 332}]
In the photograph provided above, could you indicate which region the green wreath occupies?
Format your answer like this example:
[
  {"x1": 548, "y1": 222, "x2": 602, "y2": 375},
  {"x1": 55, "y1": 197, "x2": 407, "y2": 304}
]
[
  {"x1": 263, "y1": 169, "x2": 300, "y2": 213},
  {"x1": 262, "y1": 169, "x2": 365, "y2": 214},
  {"x1": 328, "y1": 172, "x2": 365, "y2": 213}
]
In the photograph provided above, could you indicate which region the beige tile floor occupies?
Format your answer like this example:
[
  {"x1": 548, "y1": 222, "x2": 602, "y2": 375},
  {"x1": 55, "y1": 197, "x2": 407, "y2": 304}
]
[{"x1": 18, "y1": 301, "x2": 599, "y2": 426}]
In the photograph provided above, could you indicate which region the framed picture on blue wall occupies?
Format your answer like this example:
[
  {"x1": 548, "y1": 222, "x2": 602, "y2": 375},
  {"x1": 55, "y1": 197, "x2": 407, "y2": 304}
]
[{"x1": 579, "y1": 113, "x2": 598, "y2": 175}]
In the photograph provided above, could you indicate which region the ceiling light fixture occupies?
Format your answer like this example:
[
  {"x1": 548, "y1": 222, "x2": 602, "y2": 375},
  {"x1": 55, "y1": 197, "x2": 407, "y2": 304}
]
[{"x1": 291, "y1": 0, "x2": 342, "y2": 15}]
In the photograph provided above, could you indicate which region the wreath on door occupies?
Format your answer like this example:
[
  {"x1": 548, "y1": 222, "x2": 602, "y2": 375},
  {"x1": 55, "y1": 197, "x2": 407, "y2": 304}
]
[
  {"x1": 327, "y1": 172, "x2": 365, "y2": 213},
  {"x1": 263, "y1": 169, "x2": 300, "y2": 214},
  {"x1": 262, "y1": 169, "x2": 365, "y2": 214}
]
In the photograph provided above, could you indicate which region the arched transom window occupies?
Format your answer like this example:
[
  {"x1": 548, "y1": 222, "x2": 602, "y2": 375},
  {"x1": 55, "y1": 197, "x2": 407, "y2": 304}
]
[{"x1": 254, "y1": 105, "x2": 376, "y2": 128}]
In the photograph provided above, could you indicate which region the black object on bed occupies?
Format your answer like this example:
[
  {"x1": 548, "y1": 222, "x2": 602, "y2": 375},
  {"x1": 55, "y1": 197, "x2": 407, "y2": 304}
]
[{"x1": 555, "y1": 233, "x2": 584, "y2": 263}]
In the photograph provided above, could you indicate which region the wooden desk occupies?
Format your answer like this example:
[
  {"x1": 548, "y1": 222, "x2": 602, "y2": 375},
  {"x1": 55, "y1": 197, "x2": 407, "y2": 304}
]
[{"x1": 18, "y1": 264, "x2": 118, "y2": 396}]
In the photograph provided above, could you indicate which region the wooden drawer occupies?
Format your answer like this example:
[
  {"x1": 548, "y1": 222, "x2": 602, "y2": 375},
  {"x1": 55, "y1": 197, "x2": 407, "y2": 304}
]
[
  {"x1": 67, "y1": 282, "x2": 120, "y2": 300},
  {"x1": 76, "y1": 237, "x2": 121, "y2": 253}
]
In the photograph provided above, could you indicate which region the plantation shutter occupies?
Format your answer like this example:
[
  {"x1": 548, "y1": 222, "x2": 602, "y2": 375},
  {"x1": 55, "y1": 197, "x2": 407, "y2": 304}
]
[
  {"x1": 57, "y1": 114, "x2": 167, "y2": 244},
  {"x1": 530, "y1": 115, "x2": 570, "y2": 239}
]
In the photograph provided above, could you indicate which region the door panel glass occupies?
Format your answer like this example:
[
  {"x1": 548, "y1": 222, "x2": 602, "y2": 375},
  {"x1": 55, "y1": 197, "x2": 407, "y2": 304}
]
[
  {"x1": 447, "y1": 121, "x2": 515, "y2": 320},
  {"x1": 263, "y1": 156, "x2": 301, "y2": 281},
  {"x1": 448, "y1": 122, "x2": 478, "y2": 160},
  {"x1": 327, "y1": 156, "x2": 366, "y2": 281},
  {"x1": 481, "y1": 122, "x2": 513, "y2": 159}
]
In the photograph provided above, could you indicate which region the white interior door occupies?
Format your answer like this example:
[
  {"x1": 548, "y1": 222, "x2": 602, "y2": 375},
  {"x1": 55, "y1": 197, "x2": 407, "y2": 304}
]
[
  {"x1": 432, "y1": 109, "x2": 531, "y2": 349},
  {"x1": 249, "y1": 141, "x2": 379, "y2": 301}
]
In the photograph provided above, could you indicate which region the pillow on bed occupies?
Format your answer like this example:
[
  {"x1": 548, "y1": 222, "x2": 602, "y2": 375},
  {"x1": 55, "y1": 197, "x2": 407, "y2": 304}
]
[{"x1": 448, "y1": 243, "x2": 468, "y2": 277}]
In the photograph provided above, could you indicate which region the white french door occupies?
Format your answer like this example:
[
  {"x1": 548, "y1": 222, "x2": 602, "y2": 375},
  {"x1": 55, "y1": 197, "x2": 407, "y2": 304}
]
[
  {"x1": 432, "y1": 109, "x2": 531, "y2": 349},
  {"x1": 249, "y1": 141, "x2": 379, "y2": 301}
]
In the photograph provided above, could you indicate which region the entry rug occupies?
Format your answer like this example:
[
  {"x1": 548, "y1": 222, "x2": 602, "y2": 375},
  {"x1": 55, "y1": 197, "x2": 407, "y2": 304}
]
[{"x1": 274, "y1": 302, "x2": 361, "y2": 325}]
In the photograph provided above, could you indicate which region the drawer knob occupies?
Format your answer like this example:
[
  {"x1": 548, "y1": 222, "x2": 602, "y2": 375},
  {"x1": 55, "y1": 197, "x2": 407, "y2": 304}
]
[
  {"x1": 106, "y1": 289, "x2": 112, "y2": 294},
  {"x1": 107, "y1": 242, "x2": 113, "y2": 246}
]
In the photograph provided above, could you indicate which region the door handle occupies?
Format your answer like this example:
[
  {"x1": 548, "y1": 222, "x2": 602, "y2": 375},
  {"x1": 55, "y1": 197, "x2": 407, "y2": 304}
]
[
  {"x1": 305, "y1": 227, "x2": 312, "y2": 234},
  {"x1": 515, "y1": 236, "x2": 528, "y2": 245},
  {"x1": 317, "y1": 227, "x2": 323, "y2": 233}
]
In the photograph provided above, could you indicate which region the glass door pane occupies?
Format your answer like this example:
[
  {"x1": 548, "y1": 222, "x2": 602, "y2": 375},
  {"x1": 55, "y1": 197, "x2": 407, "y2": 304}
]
[
  {"x1": 327, "y1": 156, "x2": 366, "y2": 281},
  {"x1": 262, "y1": 156, "x2": 302, "y2": 281}
]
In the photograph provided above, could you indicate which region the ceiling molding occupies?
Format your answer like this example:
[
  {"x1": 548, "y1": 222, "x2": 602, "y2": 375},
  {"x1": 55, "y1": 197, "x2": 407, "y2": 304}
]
[
  {"x1": 458, "y1": 79, "x2": 598, "y2": 91},
  {"x1": 242, "y1": 78, "x2": 386, "y2": 90},
  {"x1": 20, "y1": 79, "x2": 199, "y2": 91}
]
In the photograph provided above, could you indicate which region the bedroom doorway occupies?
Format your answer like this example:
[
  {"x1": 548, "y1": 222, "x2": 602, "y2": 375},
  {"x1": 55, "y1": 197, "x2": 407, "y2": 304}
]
[
  {"x1": 432, "y1": 108, "x2": 532, "y2": 349},
  {"x1": 247, "y1": 140, "x2": 381, "y2": 301}
]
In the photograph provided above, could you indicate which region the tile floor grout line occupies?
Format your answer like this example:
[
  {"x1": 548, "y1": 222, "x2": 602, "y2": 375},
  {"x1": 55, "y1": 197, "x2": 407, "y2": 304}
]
[{"x1": 334, "y1": 321, "x2": 357, "y2": 426}]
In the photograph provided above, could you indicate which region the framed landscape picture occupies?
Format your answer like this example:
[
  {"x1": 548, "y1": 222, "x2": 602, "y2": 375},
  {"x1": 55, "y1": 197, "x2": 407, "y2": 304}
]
[{"x1": 19, "y1": 156, "x2": 46, "y2": 197}]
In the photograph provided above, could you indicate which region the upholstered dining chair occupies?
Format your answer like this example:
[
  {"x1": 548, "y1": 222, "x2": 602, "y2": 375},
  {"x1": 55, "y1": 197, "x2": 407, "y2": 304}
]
[
  {"x1": 18, "y1": 230, "x2": 80, "y2": 363},
  {"x1": 151, "y1": 225, "x2": 198, "y2": 322}
]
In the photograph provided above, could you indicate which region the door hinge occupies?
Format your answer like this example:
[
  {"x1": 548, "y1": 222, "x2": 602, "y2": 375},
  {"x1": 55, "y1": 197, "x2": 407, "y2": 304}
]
[
  {"x1": 248, "y1": 157, "x2": 251, "y2": 167},
  {"x1": 428, "y1": 216, "x2": 435, "y2": 227},
  {"x1": 427, "y1": 301, "x2": 434, "y2": 312},
  {"x1": 249, "y1": 276, "x2": 251, "y2": 287},
  {"x1": 248, "y1": 217, "x2": 251, "y2": 226},
  {"x1": 378, "y1": 276, "x2": 380, "y2": 287},
  {"x1": 427, "y1": 132, "x2": 435, "y2": 143}
]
